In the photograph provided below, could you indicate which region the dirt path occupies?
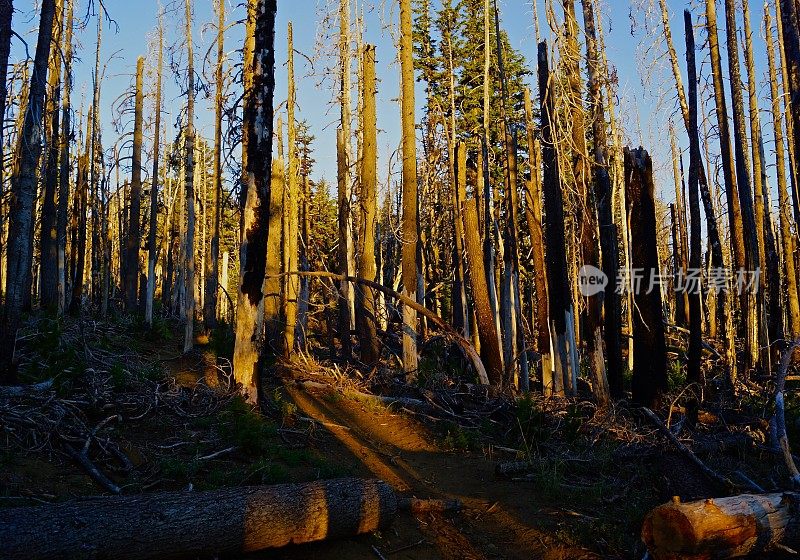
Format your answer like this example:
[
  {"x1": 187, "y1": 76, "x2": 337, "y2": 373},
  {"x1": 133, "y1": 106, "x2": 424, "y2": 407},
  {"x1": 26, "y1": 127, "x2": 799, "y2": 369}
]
[{"x1": 255, "y1": 383, "x2": 602, "y2": 560}]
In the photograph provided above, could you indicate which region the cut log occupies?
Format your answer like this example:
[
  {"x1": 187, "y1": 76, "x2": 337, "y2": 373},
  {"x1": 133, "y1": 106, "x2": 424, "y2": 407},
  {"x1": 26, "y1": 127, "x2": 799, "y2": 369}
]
[
  {"x1": 0, "y1": 478, "x2": 397, "y2": 560},
  {"x1": 642, "y1": 493, "x2": 800, "y2": 560}
]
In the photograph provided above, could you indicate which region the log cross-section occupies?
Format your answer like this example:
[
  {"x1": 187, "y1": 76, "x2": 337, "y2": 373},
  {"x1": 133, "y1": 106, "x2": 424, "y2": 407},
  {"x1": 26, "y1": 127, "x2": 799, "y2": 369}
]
[{"x1": 642, "y1": 492, "x2": 800, "y2": 560}]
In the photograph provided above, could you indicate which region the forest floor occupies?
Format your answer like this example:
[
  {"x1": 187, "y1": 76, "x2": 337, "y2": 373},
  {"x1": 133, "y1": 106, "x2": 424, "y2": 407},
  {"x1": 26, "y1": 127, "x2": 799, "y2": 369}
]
[{"x1": 1, "y1": 312, "x2": 797, "y2": 559}]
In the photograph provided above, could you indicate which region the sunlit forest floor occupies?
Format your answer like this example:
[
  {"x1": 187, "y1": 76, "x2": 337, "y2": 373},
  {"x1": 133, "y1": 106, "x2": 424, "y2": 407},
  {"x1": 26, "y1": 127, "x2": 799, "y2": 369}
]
[{"x1": 2, "y1": 312, "x2": 798, "y2": 559}]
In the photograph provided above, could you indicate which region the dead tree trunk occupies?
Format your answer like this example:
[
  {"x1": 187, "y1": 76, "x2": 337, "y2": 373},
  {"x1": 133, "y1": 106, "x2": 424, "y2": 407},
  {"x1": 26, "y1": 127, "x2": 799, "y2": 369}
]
[
  {"x1": 89, "y1": 15, "x2": 102, "y2": 307},
  {"x1": 743, "y1": 0, "x2": 780, "y2": 355},
  {"x1": 776, "y1": 0, "x2": 800, "y2": 226},
  {"x1": 493, "y1": 0, "x2": 528, "y2": 390},
  {"x1": 204, "y1": 0, "x2": 224, "y2": 330},
  {"x1": 0, "y1": 0, "x2": 12, "y2": 226},
  {"x1": 582, "y1": 0, "x2": 617, "y2": 403},
  {"x1": 357, "y1": 44, "x2": 380, "y2": 367},
  {"x1": 337, "y1": 0, "x2": 355, "y2": 361},
  {"x1": 523, "y1": 88, "x2": 553, "y2": 394},
  {"x1": 69, "y1": 138, "x2": 89, "y2": 316},
  {"x1": 669, "y1": 126, "x2": 689, "y2": 328},
  {"x1": 39, "y1": 0, "x2": 64, "y2": 311},
  {"x1": 182, "y1": 0, "x2": 196, "y2": 353},
  {"x1": 125, "y1": 57, "x2": 144, "y2": 312},
  {"x1": 642, "y1": 493, "x2": 800, "y2": 560},
  {"x1": 145, "y1": 10, "x2": 164, "y2": 326},
  {"x1": 538, "y1": 41, "x2": 577, "y2": 396},
  {"x1": 724, "y1": 0, "x2": 761, "y2": 372},
  {"x1": 781, "y1": 0, "x2": 800, "y2": 250},
  {"x1": 625, "y1": 147, "x2": 668, "y2": 407},
  {"x1": 3, "y1": 0, "x2": 56, "y2": 370},
  {"x1": 56, "y1": 0, "x2": 73, "y2": 315},
  {"x1": 0, "y1": 478, "x2": 397, "y2": 560},
  {"x1": 684, "y1": 11, "x2": 705, "y2": 386},
  {"x1": 232, "y1": 0, "x2": 276, "y2": 404},
  {"x1": 283, "y1": 22, "x2": 300, "y2": 357},
  {"x1": 462, "y1": 198, "x2": 503, "y2": 385},
  {"x1": 767, "y1": 5, "x2": 800, "y2": 340},
  {"x1": 564, "y1": 0, "x2": 606, "y2": 401},
  {"x1": 451, "y1": 141, "x2": 469, "y2": 339},
  {"x1": 705, "y1": 0, "x2": 745, "y2": 283},
  {"x1": 263, "y1": 155, "x2": 284, "y2": 353},
  {"x1": 400, "y1": 0, "x2": 419, "y2": 379}
]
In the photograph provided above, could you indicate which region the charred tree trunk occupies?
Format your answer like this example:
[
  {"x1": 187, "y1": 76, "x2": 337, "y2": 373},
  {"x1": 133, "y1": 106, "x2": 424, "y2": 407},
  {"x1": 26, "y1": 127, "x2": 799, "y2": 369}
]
[
  {"x1": 0, "y1": 0, "x2": 12, "y2": 230},
  {"x1": 3, "y1": 0, "x2": 57, "y2": 370},
  {"x1": 183, "y1": 0, "x2": 196, "y2": 352},
  {"x1": 232, "y1": 0, "x2": 276, "y2": 404},
  {"x1": 39, "y1": 0, "x2": 64, "y2": 311},
  {"x1": 625, "y1": 147, "x2": 668, "y2": 408},
  {"x1": 337, "y1": 0, "x2": 355, "y2": 361},
  {"x1": 523, "y1": 88, "x2": 553, "y2": 395},
  {"x1": 564, "y1": 0, "x2": 606, "y2": 400},
  {"x1": 125, "y1": 57, "x2": 144, "y2": 313},
  {"x1": 494, "y1": 0, "x2": 528, "y2": 390},
  {"x1": 538, "y1": 42, "x2": 577, "y2": 396},
  {"x1": 669, "y1": 127, "x2": 689, "y2": 328},
  {"x1": 581, "y1": 0, "x2": 617, "y2": 403},
  {"x1": 56, "y1": 0, "x2": 73, "y2": 315},
  {"x1": 69, "y1": 139, "x2": 89, "y2": 316},
  {"x1": 685, "y1": 11, "x2": 705, "y2": 386}
]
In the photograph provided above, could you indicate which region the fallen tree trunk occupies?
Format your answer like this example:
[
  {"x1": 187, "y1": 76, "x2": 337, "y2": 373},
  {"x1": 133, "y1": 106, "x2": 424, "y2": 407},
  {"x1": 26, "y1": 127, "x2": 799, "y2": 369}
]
[
  {"x1": 0, "y1": 478, "x2": 397, "y2": 560},
  {"x1": 642, "y1": 493, "x2": 800, "y2": 559}
]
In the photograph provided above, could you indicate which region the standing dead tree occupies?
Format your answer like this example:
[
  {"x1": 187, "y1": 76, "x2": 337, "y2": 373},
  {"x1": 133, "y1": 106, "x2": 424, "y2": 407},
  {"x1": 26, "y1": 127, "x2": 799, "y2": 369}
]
[
  {"x1": 204, "y1": 0, "x2": 225, "y2": 331},
  {"x1": 400, "y1": 0, "x2": 419, "y2": 379},
  {"x1": 625, "y1": 147, "x2": 667, "y2": 408},
  {"x1": 581, "y1": 0, "x2": 617, "y2": 403},
  {"x1": 145, "y1": 10, "x2": 164, "y2": 326},
  {"x1": 182, "y1": 0, "x2": 196, "y2": 353},
  {"x1": 684, "y1": 10, "x2": 704, "y2": 386},
  {"x1": 125, "y1": 56, "x2": 144, "y2": 312},
  {"x1": 356, "y1": 44, "x2": 379, "y2": 367},
  {"x1": 3, "y1": 0, "x2": 57, "y2": 373},
  {"x1": 538, "y1": 41, "x2": 578, "y2": 396},
  {"x1": 232, "y1": 0, "x2": 277, "y2": 404}
]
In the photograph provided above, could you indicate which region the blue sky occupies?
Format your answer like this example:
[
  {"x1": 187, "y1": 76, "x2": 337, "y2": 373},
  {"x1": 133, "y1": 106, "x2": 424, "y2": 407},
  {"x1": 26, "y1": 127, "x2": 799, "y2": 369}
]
[{"x1": 8, "y1": 0, "x2": 782, "y2": 213}]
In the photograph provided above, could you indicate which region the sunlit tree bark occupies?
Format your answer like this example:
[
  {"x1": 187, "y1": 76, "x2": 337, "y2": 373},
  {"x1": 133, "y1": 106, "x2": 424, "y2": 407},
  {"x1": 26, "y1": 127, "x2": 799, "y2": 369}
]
[{"x1": 232, "y1": 0, "x2": 276, "y2": 404}]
